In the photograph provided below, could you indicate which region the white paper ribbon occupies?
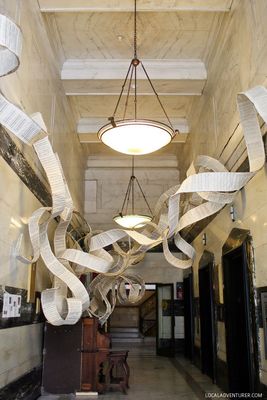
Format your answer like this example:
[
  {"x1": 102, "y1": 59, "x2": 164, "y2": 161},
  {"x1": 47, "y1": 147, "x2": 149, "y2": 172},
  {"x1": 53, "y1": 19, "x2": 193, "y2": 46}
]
[{"x1": 0, "y1": 14, "x2": 266, "y2": 325}]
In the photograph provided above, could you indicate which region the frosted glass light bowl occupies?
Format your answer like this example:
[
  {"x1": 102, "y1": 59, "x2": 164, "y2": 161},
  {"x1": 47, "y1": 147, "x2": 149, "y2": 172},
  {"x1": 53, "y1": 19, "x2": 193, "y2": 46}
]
[
  {"x1": 113, "y1": 214, "x2": 152, "y2": 229},
  {"x1": 98, "y1": 119, "x2": 175, "y2": 155}
]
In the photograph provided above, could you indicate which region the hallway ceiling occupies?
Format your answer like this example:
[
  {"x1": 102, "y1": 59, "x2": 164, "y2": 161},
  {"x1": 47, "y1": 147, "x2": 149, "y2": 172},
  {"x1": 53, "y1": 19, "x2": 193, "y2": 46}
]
[{"x1": 39, "y1": 0, "x2": 232, "y2": 158}]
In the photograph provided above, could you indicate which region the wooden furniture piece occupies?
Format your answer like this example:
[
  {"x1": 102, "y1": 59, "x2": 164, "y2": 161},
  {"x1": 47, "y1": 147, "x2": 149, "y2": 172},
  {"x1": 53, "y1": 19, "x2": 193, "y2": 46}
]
[
  {"x1": 105, "y1": 350, "x2": 130, "y2": 394},
  {"x1": 42, "y1": 320, "x2": 82, "y2": 394},
  {"x1": 42, "y1": 317, "x2": 110, "y2": 394},
  {"x1": 81, "y1": 318, "x2": 110, "y2": 393}
]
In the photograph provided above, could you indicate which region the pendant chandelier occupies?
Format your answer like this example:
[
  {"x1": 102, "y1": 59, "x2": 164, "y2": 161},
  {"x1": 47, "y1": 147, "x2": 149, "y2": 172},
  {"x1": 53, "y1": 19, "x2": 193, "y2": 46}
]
[
  {"x1": 113, "y1": 157, "x2": 153, "y2": 229},
  {"x1": 98, "y1": 0, "x2": 176, "y2": 155}
]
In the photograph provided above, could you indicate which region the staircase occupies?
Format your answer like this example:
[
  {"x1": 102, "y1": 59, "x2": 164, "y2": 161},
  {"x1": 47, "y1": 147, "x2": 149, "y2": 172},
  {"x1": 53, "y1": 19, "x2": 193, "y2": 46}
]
[
  {"x1": 140, "y1": 293, "x2": 156, "y2": 337},
  {"x1": 110, "y1": 327, "x2": 144, "y2": 343}
]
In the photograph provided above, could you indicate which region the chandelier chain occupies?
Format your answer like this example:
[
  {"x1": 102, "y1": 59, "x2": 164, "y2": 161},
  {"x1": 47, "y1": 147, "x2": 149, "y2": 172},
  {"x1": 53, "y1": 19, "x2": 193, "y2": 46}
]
[
  {"x1": 134, "y1": 64, "x2": 137, "y2": 119},
  {"x1": 120, "y1": 177, "x2": 132, "y2": 215},
  {"x1": 132, "y1": 175, "x2": 135, "y2": 214},
  {"x1": 123, "y1": 63, "x2": 134, "y2": 120},
  {"x1": 125, "y1": 180, "x2": 132, "y2": 215},
  {"x1": 132, "y1": 155, "x2": 134, "y2": 177},
  {"x1": 134, "y1": 0, "x2": 137, "y2": 58},
  {"x1": 112, "y1": 61, "x2": 132, "y2": 119},
  {"x1": 119, "y1": 156, "x2": 152, "y2": 217},
  {"x1": 135, "y1": 176, "x2": 153, "y2": 215},
  {"x1": 140, "y1": 62, "x2": 174, "y2": 130}
]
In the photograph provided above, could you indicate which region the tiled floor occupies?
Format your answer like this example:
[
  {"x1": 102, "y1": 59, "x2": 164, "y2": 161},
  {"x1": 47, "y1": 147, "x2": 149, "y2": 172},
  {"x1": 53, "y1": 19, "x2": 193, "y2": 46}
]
[{"x1": 38, "y1": 342, "x2": 222, "y2": 400}]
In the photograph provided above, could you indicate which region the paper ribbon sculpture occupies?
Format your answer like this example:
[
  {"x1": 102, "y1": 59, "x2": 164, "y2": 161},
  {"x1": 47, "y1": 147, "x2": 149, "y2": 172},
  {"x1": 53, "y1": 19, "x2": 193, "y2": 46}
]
[{"x1": 0, "y1": 15, "x2": 266, "y2": 325}]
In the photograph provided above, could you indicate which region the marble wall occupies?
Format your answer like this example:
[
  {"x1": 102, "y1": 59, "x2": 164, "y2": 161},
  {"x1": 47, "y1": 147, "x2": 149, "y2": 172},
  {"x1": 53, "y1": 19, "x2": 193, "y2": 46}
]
[
  {"x1": 128, "y1": 253, "x2": 183, "y2": 285},
  {"x1": 0, "y1": 0, "x2": 87, "y2": 389},
  {"x1": 180, "y1": 0, "x2": 267, "y2": 387}
]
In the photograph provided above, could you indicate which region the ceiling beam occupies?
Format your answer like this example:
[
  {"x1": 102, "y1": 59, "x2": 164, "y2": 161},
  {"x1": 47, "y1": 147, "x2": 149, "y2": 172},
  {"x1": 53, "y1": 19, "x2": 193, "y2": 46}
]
[
  {"x1": 39, "y1": 0, "x2": 233, "y2": 13},
  {"x1": 86, "y1": 155, "x2": 179, "y2": 168},
  {"x1": 63, "y1": 79, "x2": 205, "y2": 96},
  {"x1": 78, "y1": 117, "x2": 189, "y2": 135},
  {"x1": 62, "y1": 59, "x2": 207, "y2": 80},
  {"x1": 62, "y1": 59, "x2": 207, "y2": 96}
]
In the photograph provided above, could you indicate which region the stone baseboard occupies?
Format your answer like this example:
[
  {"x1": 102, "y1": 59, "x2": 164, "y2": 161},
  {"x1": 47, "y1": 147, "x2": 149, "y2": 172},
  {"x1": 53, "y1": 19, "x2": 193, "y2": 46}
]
[{"x1": 0, "y1": 366, "x2": 42, "y2": 400}]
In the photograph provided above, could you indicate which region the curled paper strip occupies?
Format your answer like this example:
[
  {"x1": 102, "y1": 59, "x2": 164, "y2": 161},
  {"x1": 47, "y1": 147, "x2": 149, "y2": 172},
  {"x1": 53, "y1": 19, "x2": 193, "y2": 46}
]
[
  {"x1": 0, "y1": 15, "x2": 266, "y2": 325},
  {"x1": 0, "y1": 14, "x2": 22, "y2": 76}
]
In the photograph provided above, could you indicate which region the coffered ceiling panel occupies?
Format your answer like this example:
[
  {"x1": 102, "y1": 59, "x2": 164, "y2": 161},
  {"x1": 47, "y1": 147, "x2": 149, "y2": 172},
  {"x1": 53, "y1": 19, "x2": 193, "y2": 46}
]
[{"x1": 53, "y1": 11, "x2": 217, "y2": 60}]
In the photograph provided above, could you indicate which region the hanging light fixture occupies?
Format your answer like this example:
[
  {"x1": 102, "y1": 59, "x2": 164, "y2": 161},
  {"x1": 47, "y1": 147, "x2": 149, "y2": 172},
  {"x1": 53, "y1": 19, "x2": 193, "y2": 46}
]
[
  {"x1": 98, "y1": 0, "x2": 177, "y2": 155},
  {"x1": 113, "y1": 157, "x2": 153, "y2": 229}
]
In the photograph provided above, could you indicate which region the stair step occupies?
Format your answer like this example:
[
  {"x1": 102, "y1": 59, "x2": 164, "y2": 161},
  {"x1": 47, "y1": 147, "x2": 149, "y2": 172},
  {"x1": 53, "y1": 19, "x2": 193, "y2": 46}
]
[
  {"x1": 111, "y1": 332, "x2": 140, "y2": 338},
  {"x1": 112, "y1": 337, "x2": 144, "y2": 343},
  {"x1": 110, "y1": 327, "x2": 139, "y2": 333}
]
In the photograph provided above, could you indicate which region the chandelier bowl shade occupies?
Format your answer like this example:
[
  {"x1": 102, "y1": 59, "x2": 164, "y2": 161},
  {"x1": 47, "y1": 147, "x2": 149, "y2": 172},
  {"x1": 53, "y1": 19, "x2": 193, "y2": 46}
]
[
  {"x1": 98, "y1": 119, "x2": 175, "y2": 156},
  {"x1": 113, "y1": 214, "x2": 152, "y2": 229}
]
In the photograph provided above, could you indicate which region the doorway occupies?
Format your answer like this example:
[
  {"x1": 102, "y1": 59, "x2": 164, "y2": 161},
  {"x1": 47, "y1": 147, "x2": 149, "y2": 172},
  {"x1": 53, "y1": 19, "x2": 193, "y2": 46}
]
[
  {"x1": 109, "y1": 284, "x2": 156, "y2": 345},
  {"x1": 222, "y1": 231, "x2": 259, "y2": 393},
  {"x1": 156, "y1": 283, "x2": 175, "y2": 356},
  {"x1": 198, "y1": 251, "x2": 216, "y2": 382},
  {"x1": 183, "y1": 273, "x2": 194, "y2": 361}
]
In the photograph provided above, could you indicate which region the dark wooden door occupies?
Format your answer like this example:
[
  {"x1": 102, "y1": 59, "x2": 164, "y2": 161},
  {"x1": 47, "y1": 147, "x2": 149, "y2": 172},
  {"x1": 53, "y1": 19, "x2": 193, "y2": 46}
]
[
  {"x1": 184, "y1": 274, "x2": 194, "y2": 360},
  {"x1": 156, "y1": 283, "x2": 175, "y2": 356},
  {"x1": 223, "y1": 244, "x2": 254, "y2": 392},
  {"x1": 199, "y1": 264, "x2": 216, "y2": 382},
  {"x1": 42, "y1": 321, "x2": 82, "y2": 394}
]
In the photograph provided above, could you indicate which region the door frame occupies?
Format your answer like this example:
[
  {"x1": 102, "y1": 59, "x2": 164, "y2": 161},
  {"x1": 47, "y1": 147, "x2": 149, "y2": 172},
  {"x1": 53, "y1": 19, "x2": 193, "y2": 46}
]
[
  {"x1": 198, "y1": 250, "x2": 217, "y2": 383},
  {"x1": 183, "y1": 272, "x2": 194, "y2": 361},
  {"x1": 222, "y1": 228, "x2": 259, "y2": 392},
  {"x1": 156, "y1": 283, "x2": 175, "y2": 356}
]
